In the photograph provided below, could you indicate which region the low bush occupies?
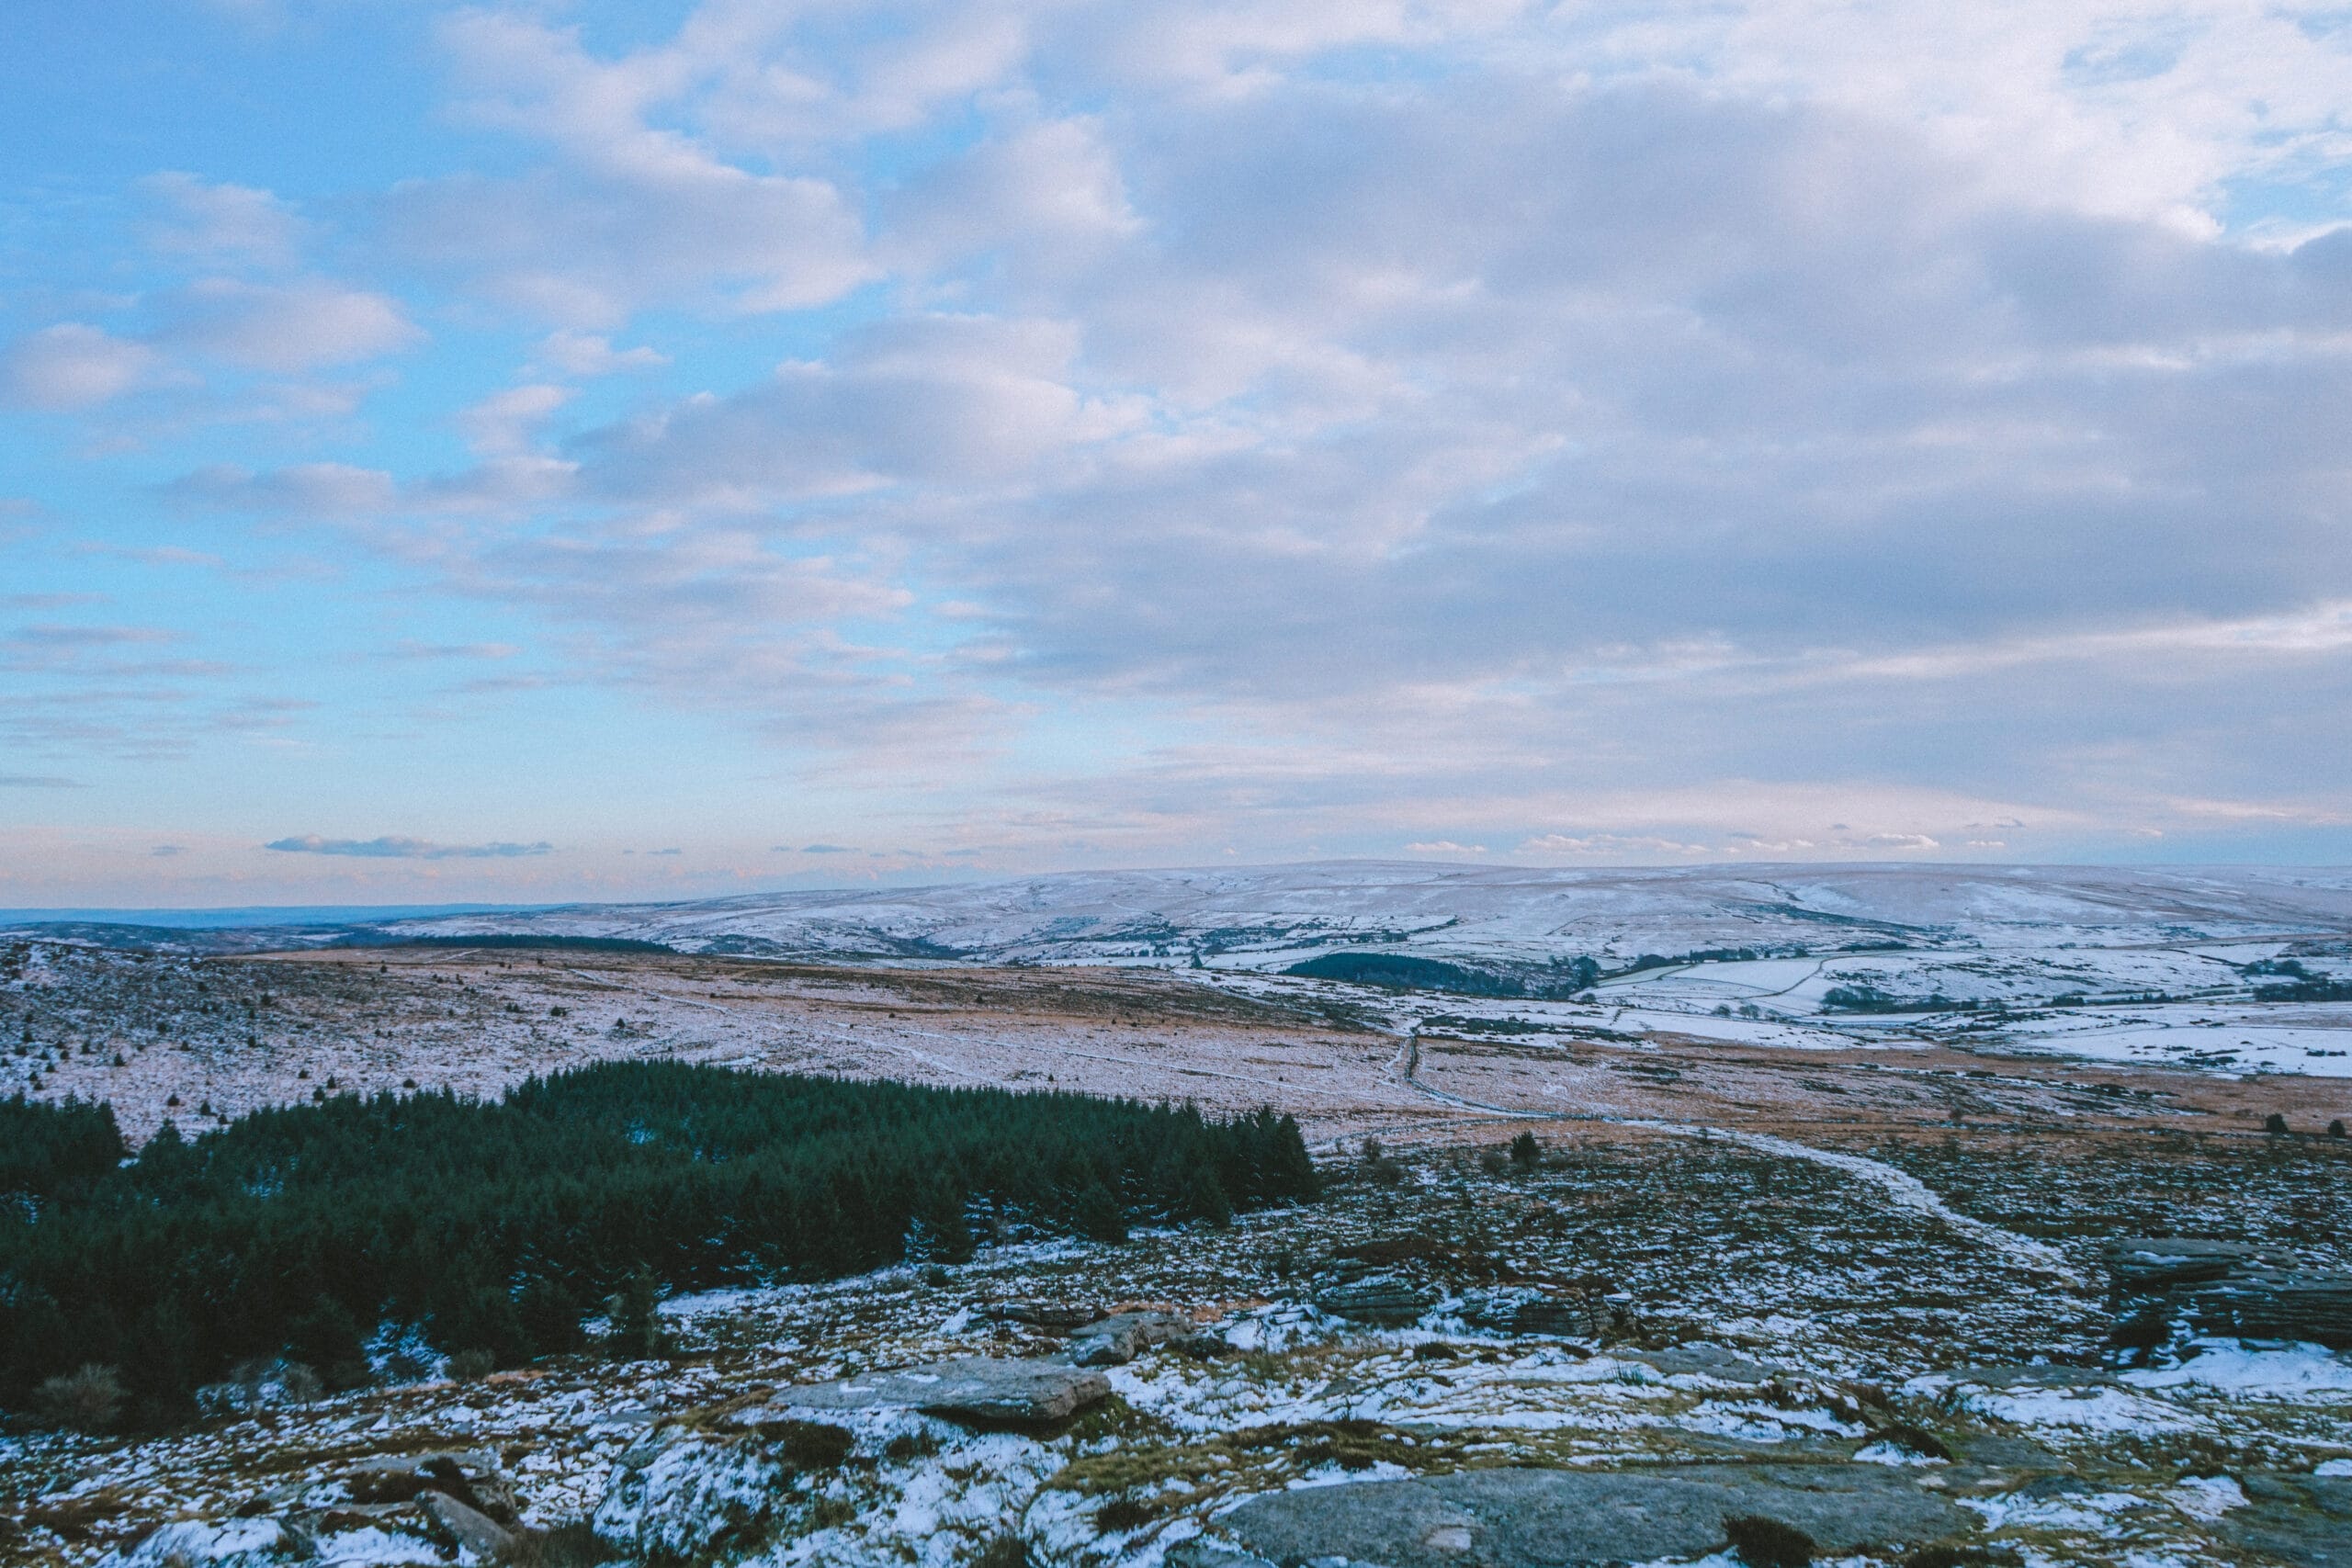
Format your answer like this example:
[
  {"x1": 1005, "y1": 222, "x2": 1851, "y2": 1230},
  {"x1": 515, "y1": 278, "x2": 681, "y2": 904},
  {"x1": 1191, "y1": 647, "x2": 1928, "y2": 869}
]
[
  {"x1": 1724, "y1": 1514, "x2": 1815, "y2": 1568},
  {"x1": 34, "y1": 1363, "x2": 125, "y2": 1433}
]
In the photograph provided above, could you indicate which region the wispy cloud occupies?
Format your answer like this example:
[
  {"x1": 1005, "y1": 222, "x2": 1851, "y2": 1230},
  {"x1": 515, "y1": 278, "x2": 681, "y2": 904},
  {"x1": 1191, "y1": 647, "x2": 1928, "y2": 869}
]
[{"x1": 264, "y1": 835, "x2": 555, "y2": 859}]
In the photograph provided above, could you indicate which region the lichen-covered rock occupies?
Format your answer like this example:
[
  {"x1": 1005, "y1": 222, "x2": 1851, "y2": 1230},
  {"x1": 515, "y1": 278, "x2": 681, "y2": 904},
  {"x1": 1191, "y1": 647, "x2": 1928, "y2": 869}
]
[
  {"x1": 105, "y1": 1518, "x2": 300, "y2": 1568},
  {"x1": 1066, "y1": 1311, "x2": 1198, "y2": 1366},
  {"x1": 593, "y1": 1433, "x2": 786, "y2": 1562},
  {"x1": 418, "y1": 1492, "x2": 517, "y2": 1560},
  {"x1": 1315, "y1": 1278, "x2": 1440, "y2": 1326},
  {"x1": 1197, "y1": 1463, "x2": 1975, "y2": 1568},
  {"x1": 2182, "y1": 1271, "x2": 2352, "y2": 1349},
  {"x1": 2221, "y1": 1472, "x2": 2352, "y2": 1568},
  {"x1": 775, "y1": 1357, "x2": 1110, "y2": 1424},
  {"x1": 2103, "y1": 1238, "x2": 2288, "y2": 1294},
  {"x1": 1457, "y1": 1289, "x2": 1607, "y2": 1339}
]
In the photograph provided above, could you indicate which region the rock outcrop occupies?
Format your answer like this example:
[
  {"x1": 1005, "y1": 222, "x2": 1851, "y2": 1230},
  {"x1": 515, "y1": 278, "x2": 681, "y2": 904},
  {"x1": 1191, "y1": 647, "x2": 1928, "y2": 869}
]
[
  {"x1": 776, "y1": 1357, "x2": 1110, "y2": 1424},
  {"x1": 104, "y1": 1450, "x2": 528, "y2": 1568},
  {"x1": 1065, "y1": 1310, "x2": 1206, "y2": 1366},
  {"x1": 1315, "y1": 1279, "x2": 1441, "y2": 1326},
  {"x1": 2104, "y1": 1236, "x2": 2352, "y2": 1349},
  {"x1": 1174, "y1": 1463, "x2": 1976, "y2": 1568},
  {"x1": 2221, "y1": 1472, "x2": 2352, "y2": 1568},
  {"x1": 1456, "y1": 1288, "x2": 1611, "y2": 1339}
]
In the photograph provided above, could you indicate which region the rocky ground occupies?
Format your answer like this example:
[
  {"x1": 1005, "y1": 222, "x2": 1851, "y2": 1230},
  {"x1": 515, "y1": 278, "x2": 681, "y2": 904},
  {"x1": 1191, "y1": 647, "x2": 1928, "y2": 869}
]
[{"x1": 2, "y1": 942, "x2": 2349, "y2": 1568}]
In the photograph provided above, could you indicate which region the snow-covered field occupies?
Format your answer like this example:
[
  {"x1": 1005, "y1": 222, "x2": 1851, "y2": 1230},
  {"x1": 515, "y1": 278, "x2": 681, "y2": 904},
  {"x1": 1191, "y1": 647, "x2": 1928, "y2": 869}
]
[
  {"x1": 349, "y1": 861, "x2": 2352, "y2": 1081},
  {"x1": 5, "y1": 865, "x2": 2349, "y2": 1568},
  {"x1": 364, "y1": 863, "x2": 2352, "y2": 968}
]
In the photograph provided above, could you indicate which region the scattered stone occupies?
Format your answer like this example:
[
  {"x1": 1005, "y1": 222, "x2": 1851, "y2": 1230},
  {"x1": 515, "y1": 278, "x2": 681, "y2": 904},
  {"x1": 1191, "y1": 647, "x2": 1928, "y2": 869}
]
[
  {"x1": 1197, "y1": 1463, "x2": 1974, "y2": 1568},
  {"x1": 133, "y1": 1449, "x2": 535, "y2": 1568},
  {"x1": 594, "y1": 1433, "x2": 786, "y2": 1562},
  {"x1": 1066, "y1": 1310, "x2": 1199, "y2": 1366},
  {"x1": 419, "y1": 1491, "x2": 518, "y2": 1559},
  {"x1": 343, "y1": 1450, "x2": 518, "y2": 1523},
  {"x1": 1312, "y1": 1234, "x2": 1519, "y2": 1326},
  {"x1": 775, "y1": 1357, "x2": 1111, "y2": 1424},
  {"x1": 991, "y1": 1301, "x2": 1104, "y2": 1330},
  {"x1": 105, "y1": 1518, "x2": 297, "y2": 1567}
]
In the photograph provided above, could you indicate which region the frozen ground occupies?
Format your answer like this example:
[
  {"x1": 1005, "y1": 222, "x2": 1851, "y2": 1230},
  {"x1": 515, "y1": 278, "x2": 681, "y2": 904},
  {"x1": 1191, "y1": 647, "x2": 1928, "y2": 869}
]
[
  {"x1": 4, "y1": 864, "x2": 2349, "y2": 1566},
  {"x1": 5, "y1": 1129, "x2": 2346, "y2": 1568}
]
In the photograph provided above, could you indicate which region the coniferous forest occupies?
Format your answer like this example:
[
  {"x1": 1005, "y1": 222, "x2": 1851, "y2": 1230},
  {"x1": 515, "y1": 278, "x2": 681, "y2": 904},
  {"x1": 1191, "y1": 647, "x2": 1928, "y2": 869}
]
[{"x1": 0, "y1": 1065, "x2": 1317, "y2": 1416}]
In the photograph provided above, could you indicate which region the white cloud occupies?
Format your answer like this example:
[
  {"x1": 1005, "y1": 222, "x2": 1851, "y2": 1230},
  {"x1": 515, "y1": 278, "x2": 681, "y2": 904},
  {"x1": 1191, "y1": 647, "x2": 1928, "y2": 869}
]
[
  {"x1": 381, "y1": 7, "x2": 874, "y2": 324},
  {"x1": 581, "y1": 313, "x2": 1136, "y2": 503},
  {"x1": 458, "y1": 383, "x2": 572, "y2": 456},
  {"x1": 161, "y1": 277, "x2": 420, "y2": 371},
  {"x1": 0, "y1": 324, "x2": 160, "y2": 410},
  {"x1": 139, "y1": 173, "x2": 305, "y2": 267},
  {"x1": 170, "y1": 462, "x2": 400, "y2": 516},
  {"x1": 535, "y1": 330, "x2": 668, "y2": 377}
]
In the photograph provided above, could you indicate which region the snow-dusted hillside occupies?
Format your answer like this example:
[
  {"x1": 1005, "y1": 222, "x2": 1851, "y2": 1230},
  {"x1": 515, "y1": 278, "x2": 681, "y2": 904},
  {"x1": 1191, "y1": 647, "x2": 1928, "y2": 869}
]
[
  {"x1": 373, "y1": 862, "x2": 2352, "y2": 1078},
  {"x1": 379, "y1": 862, "x2": 2352, "y2": 969}
]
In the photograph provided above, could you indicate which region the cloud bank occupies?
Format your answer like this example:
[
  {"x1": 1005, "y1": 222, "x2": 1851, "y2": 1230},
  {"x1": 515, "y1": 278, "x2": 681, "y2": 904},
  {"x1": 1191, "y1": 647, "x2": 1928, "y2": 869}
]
[{"x1": 6, "y1": 0, "x2": 2352, "y2": 890}]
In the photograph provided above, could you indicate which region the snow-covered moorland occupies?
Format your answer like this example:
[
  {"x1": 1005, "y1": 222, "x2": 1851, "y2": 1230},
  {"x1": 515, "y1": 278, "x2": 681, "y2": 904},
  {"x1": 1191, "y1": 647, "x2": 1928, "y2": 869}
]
[
  {"x1": 3, "y1": 863, "x2": 2347, "y2": 1567},
  {"x1": 5, "y1": 1127, "x2": 2346, "y2": 1568}
]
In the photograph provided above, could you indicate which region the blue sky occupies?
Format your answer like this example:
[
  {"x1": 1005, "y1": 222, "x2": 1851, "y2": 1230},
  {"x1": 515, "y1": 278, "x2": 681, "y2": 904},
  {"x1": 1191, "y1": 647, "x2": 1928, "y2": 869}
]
[{"x1": 6, "y1": 0, "x2": 2352, "y2": 906}]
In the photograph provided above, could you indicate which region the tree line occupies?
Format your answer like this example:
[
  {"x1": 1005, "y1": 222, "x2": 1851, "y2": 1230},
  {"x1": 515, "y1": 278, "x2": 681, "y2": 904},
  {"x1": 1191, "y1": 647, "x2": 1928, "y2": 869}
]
[{"x1": 0, "y1": 1064, "x2": 1317, "y2": 1419}]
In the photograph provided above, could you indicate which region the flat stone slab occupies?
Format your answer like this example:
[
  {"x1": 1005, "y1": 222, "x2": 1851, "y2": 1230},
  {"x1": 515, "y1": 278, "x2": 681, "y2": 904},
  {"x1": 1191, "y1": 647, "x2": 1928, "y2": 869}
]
[
  {"x1": 775, "y1": 1358, "x2": 1109, "y2": 1424},
  {"x1": 1203, "y1": 1463, "x2": 1974, "y2": 1568},
  {"x1": 2222, "y1": 1473, "x2": 2352, "y2": 1568}
]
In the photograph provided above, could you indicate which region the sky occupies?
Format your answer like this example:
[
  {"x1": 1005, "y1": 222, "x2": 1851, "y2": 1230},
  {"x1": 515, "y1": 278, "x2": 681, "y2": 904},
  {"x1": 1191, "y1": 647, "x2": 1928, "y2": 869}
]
[{"x1": 5, "y1": 0, "x2": 2352, "y2": 908}]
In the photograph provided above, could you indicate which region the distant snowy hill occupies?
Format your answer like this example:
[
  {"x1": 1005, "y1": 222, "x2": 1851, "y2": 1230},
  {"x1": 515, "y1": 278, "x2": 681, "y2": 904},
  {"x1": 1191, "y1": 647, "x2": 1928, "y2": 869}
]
[{"x1": 375, "y1": 862, "x2": 2352, "y2": 970}]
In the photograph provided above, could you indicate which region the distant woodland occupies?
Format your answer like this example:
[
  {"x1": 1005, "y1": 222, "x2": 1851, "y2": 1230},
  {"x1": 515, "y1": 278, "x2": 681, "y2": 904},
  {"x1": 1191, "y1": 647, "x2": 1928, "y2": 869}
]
[{"x1": 0, "y1": 1065, "x2": 1316, "y2": 1417}]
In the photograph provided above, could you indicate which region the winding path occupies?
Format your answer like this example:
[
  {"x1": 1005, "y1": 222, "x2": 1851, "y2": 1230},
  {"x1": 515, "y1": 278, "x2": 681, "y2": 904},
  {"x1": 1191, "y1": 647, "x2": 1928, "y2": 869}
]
[{"x1": 1386, "y1": 1024, "x2": 2085, "y2": 1282}]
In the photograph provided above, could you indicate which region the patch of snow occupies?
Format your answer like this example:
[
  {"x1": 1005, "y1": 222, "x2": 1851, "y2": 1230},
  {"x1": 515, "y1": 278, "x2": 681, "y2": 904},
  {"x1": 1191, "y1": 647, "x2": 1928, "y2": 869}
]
[
  {"x1": 2164, "y1": 1473, "x2": 2246, "y2": 1521},
  {"x1": 314, "y1": 1527, "x2": 446, "y2": 1565},
  {"x1": 1854, "y1": 1439, "x2": 1942, "y2": 1465},
  {"x1": 1965, "y1": 1486, "x2": 2147, "y2": 1531},
  {"x1": 1952, "y1": 1383, "x2": 2199, "y2": 1435},
  {"x1": 2123, "y1": 1341, "x2": 2352, "y2": 1398}
]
